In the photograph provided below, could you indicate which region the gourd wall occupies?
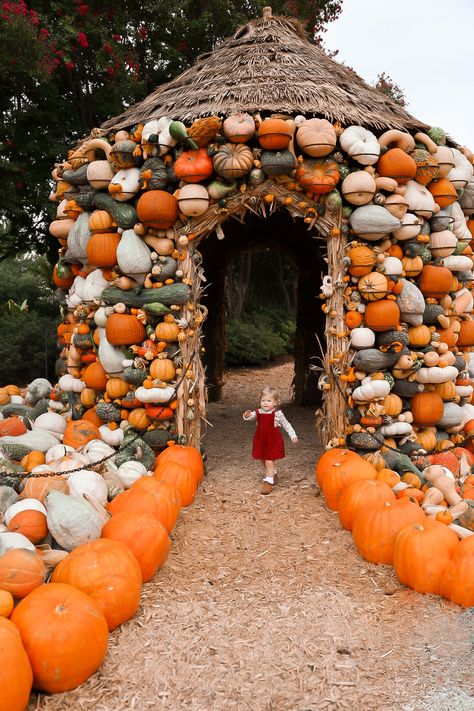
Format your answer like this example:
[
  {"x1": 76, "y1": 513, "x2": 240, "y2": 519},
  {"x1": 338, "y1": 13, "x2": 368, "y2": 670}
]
[{"x1": 43, "y1": 116, "x2": 474, "y2": 464}]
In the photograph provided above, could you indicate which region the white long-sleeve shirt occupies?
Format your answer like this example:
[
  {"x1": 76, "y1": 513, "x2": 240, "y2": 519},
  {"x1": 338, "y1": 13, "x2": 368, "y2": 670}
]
[{"x1": 243, "y1": 408, "x2": 297, "y2": 440}]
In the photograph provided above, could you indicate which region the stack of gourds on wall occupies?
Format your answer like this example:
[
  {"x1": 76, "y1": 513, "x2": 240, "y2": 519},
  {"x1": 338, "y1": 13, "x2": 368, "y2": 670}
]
[
  {"x1": 0, "y1": 442, "x2": 203, "y2": 711},
  {"x1": 329, "y1": 125, "x2": 474, "y2": 533}
]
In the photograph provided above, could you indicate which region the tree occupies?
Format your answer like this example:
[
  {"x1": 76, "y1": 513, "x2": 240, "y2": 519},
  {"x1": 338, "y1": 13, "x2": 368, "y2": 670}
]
[
  {"x1": 0, "y1": 0, "x2": 343, "y2": 258},
  {"x1": 374, "y1": 71, "x2": 407, "y2": 107}
]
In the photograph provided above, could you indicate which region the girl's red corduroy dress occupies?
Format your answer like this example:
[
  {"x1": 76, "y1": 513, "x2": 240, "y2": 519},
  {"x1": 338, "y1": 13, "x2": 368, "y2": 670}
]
[{"x1": 252, "y1": 409, "x2": 285, "y2": 460}]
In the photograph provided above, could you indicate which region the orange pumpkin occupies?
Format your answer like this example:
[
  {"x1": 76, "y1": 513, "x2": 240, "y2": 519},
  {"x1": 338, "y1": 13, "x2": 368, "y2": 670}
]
[
  {"x1": 338, "y1": 479, "x2": 395, "y2": 531},
  {"x1": 105, "y1": 377, "x2": 129, "y2": 399},
  {"x1": 153, "y1": 460, "x2": 197, "y2": 507},
  {"x1": 418, "y1": 265, "x2": 453, "y2": 299},
  {"x1": 0, "y1": 590, "x2": 14, "y2": 618},
  {"x1": 8, "y1": 508, "x2": 48, "y2": 544},
  {"x1": 0, "y1": 549, "x2": 45, "y2": 599},
  {"x1": 137, "y1": 190, "x2": 179, "y2": 229},
  {"x1": 82, "y1": 407, "x2": 102, "y2": 427},
  {"x1": 375, "y1": 468, "x2": 400, "y2": 488},
  {"x1": 63, "y1": 419, "x2": 101, "y2": 448},
  {"x1": 108, "y1": 479, "x2": 181, "y2": 533},
  {"x1": 315, "y1": 448, "x2": 360, "y2": 487},
  {"x1": 393, "y1": 520, "x2": 459, "y2": 595},
  {"x1": 52, "y1": 539, "x2": 142, "y2": 631},
  {"x1": 344, "y1": 311, "x2": 363, "y2": 329},
  {"x1": 352, "y1": 498, "x2": 426, "y2": 565},
  {"x1": 295, "y1": 158, "x2": 340, "y2": 195},
  {"x1": 457, "y1": 317, "x2": 474, "y2": 348},
  {"x1": 0, "y1": 417, "x2": 27, "y2": 437},
  {"x1": 364, "y1": 300, "x2": 400, "y2": 332},
  {"x1": 320, "y1": 452, "x2": 377, "y2": 511},
  {"x1": 11, "y1": 582, "x2": 108, "y2": 693},
  {"x1": 20, "y1": 475, "x2": 69, "y2": 503},
  {"x1": 155, "y1": 319, "x2": 179, "y2": 342},
  {"x1": 106, "y1": 313, "x2": 146, "y2": 346},
  {"x1": 173, "y1": 147, "x2": 213, "y2": 183},
  {"x1": 377, "y1": 148, "x2": 417, "y2": 184},
  {"x1": 0, "y1": 617, "x2": 33, "y2": 711},
  {"x1": 102, "y1": 512, "x2": 171, "y2": 582},
  {"x1": 52, "y1": 263, "x2": 75, "y2": 289},
  {"x1": 428, "y1": 178, "x2": 458, "y2": 208},
  {"x1": 155, "y1": 443, "x2": 204, "y2": 483},
  {"x1": 82, "y1": 361, "x2": 108, "y2": 390},
  {"x1": 257, "y1": 119, "x2": 293, "y2": 150},
  {"x1": 411, "y1": 391, "x2": 444, "y2": 426},
  {"x1": 150, "y1": 357, "x2": 176, "y2": 381},
  {"x1": 86, "y1": 232, "x2": 120, "y2": 267},
  {"x1": 128, "y1": 407, "x2": 150, "y2": 430},
  {"x1": 440, "y1": 536, "x2": 474, "y2": 606},
  {"x1": 347, "y1": 245, "x2": 376, "y2": 276}
]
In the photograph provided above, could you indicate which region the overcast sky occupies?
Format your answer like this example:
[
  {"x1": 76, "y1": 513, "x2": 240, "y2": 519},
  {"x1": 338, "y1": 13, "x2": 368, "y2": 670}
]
[{"x1": 323, "y1": 0, "x2": 474, "y2": 146}]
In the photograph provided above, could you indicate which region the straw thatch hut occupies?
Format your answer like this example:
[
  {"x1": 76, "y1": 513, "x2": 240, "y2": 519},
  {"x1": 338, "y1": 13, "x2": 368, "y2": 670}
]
[
  {"x1": 50, "y1": 6, "x2": 473, "y2": 457},
  {"x1": 97, "y1": 7, "x2": 451, "y2": 447}
]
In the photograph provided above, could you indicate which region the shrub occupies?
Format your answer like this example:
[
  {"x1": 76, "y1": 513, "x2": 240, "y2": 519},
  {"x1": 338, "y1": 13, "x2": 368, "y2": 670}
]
[{"x1": 225, "y1": 309, "x2": 295, "y2": 366}]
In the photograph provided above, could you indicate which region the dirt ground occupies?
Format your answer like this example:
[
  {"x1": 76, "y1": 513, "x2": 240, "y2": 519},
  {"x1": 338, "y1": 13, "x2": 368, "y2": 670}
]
[{"x1": 30, "y1": 361, "x2": 473, "y2": 711}]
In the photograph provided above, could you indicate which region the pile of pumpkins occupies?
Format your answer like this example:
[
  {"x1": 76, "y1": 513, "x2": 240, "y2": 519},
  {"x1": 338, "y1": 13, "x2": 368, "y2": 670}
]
[
  {"x1": 316, "y1": 448, "x2": 474, "y2": 607},
  {"x1": 0, "y1": 436, "x2": 204, "y2": 711}
]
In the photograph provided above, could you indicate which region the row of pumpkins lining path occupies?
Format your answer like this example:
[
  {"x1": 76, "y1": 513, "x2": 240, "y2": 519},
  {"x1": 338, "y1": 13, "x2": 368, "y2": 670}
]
[{"x1": 29, "y1": 362, "x2": 472, "y2": 711}]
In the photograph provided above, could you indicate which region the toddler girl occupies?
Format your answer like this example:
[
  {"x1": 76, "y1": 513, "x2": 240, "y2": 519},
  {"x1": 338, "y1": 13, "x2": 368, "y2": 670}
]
[{"x1": 243, "y1": 386, "x2": 298, "y2": 495}]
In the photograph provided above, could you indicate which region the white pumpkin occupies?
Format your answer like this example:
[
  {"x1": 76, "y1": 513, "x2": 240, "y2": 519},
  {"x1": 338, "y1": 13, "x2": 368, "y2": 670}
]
[
  {"x1": 86, "y1": 159, "x2": 115, "y2": 189},
  {"x1": 350, "y1": 327, "x2": 376, "y2": 349},
  {"x1": 459, "y1": 179, "x2": 474, "y2": 215},
  {"x1": 450, "y1": 201, "x2": 472, "y2": 242},
  {"x1": 429, "y1": 230, "x2": 457, "y2": 258},
  {"x1": 440, "y1": 255, "x2": 473, "y2": 273},
  {"x1": 415, "y1": 366, "x2": 458, "y2": 384},
  {"x1": 31, "y1": 463, "x2": 61, "y2": 475},
  {"x1": 447, "y1": 148, "x2": 473, "y2": 189},
  {"x1": 67, "y1": 470, "x2": 108, "y2": 507},
  {"x1": 33, "y1": 412, "x2": 67, "y2": 438},
  {"x1": 391, "y1": 212, "x2": 422, "y2": 241},
  {"x1": 109, "y1": 167, "x2": 141, "y2": 201},
  {"x1": 99, "y1": 425, "x2": 124, "y2": 447},
  {"x1": 380, "y1": 422, "x2": 413, "y2": 436},
  {"x1": 404, "y1": 180, "x2": 437, "y2": 218},
  {"x1": 10, "y1": 395, "x2": 24, "y2": 404},
  {"x1": 438, "y1": 402, "x2": 464, "y2": 430},
  {"x1": 57, "y1": 452, "x2": 91, "y2": 473},
  {"x1": 382, "y1": 256, "x2": 403, "y2": 276},
  {"x1": 116, "y1": 461, "x2": 149, "y2": 488},
  {"x1": 339, "y1": 125, "x2": 380, "y2": 166},
  {"x1": 98, "y1": 327, "x2": 125, "y2": 375},
  {"x1": 177, "y1": 184, "x2": 210, "y2": 217},
  {"x1": 46, "y1": 444, "x2": 75, "y2": 463},
  {"x1": 93, "y1": 306, "x2": 108, "y2": 327},
  {"x1": 58, "y1": 374, "x2": 85, "y2": 393},
  {"x1": 0, "y1": 531, "x2": 36, "y2": 554},
  {"x1": 135, "y1": 385, "x2": 176, "y2": 403},
  {"x1": 352, "y1": 377, "x2": 391, "y2": 402},
  {"x1": 453, "y1": 288, "x2": 474, "y2": 315},
  {"x1": 82, "y1": 439, "x2": 116, "y2": 463},
  {"x1": 116, "y1": 228, "x2": 152, "y2": 276},
  {"x1": 4, "y1": 499, "x2": 47, "y2": 527},
  {"x1": 349, "y1": 205, "x2": 401, "y2": 240},
  {"x1": 45, "y1": 490, "x2": 103, "y2": 551},
  {"x1": 434, "y1": 146, "x2": 455, "y2": 178}
]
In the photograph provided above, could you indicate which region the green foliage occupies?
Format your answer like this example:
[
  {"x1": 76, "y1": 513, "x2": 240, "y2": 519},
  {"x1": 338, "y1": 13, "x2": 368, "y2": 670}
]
[
  {"x1": 0, "y1": 256, "x2": 60, "y2": 383},
  {"x1": 0, "y1": 0, "x2": 342, "y2": 258},
  {"x1": 226, "y1": 308, "x2": 295, "y2": 366},
  {"x1": 374, "y1": 72, "x2": 407, "y2": 107}
]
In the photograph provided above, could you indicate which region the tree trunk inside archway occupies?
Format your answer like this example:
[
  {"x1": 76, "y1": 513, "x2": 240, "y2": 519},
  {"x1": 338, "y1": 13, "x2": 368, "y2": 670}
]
[{"x1": 199, "y1": 211, "x2": 327, "y2": 406}]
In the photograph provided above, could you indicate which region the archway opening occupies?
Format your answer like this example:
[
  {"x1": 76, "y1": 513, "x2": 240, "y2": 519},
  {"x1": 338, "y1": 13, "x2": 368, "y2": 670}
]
[{"x1": 199, "y1": 210, "x2": 327, "y2": 408}]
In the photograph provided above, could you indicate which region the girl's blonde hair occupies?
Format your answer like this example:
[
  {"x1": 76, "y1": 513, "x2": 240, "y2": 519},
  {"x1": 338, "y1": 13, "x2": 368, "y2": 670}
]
[{"x1": 260, "y1": 386, "x2": 281, "y2": 407}]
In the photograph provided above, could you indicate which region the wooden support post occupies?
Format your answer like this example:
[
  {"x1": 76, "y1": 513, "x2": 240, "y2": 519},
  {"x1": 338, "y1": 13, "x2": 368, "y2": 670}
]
[{"x1": 322, "y1": 212, "x2": 350, "y2": 448}]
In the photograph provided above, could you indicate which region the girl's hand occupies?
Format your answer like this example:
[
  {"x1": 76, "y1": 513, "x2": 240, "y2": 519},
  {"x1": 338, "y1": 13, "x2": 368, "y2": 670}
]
[
  {"x1": 291, "y1": 436, "x2": 298, "y2": 444},
  {"x1": 243, "y1": 410, "x2": 252, "y2": 418}
]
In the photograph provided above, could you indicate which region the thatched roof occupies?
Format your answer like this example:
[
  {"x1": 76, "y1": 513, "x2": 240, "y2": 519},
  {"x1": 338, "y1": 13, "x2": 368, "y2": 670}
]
[{"x1": 101, "y1": 9, "x2": 431, "y2": 134}]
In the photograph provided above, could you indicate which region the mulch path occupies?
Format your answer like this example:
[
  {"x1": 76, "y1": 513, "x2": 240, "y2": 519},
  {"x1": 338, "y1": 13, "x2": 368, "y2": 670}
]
[{"x1": 30, "y1": 361, "x2": 473, "y2": 711}]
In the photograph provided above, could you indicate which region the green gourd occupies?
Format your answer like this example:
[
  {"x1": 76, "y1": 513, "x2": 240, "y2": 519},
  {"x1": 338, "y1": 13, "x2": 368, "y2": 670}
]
[
  {"x1": 95, "y1": 402, "x2": 122, "y2": 422},
  {"x1": 93, "y1": 193, "x2": 137, "y2": 229},
  {"x1": 62, "y1": 165, "x2": 89, "y2": 184},
  {"x1": 143, "y1": 302, "x2": 171, "y2": 316},
  {"x1": 142, "y1": 429, "x2": 185, "y2": 449},
  {"x1": 115, "y1": 431, "x2": 156, "y2": 470},
  {"x1": 101, "y1": 283, "x2": 190, "y2": 307}
]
